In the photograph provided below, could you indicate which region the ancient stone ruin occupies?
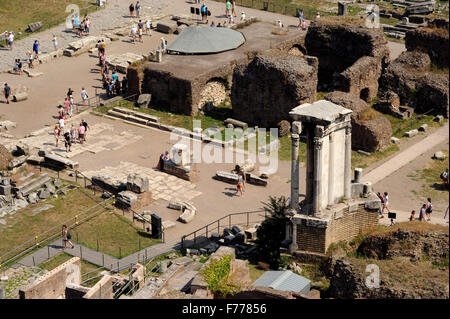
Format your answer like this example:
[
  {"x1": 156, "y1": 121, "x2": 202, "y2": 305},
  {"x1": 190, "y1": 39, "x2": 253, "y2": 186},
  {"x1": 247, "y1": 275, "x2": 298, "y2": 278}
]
[
  {"x1": 381, "y1": 19, "x2": 449, "y2": 116},
  {"x1": 286, "y1": 100, "x2": 380, "y2": 255},
  {"x1": 231, "y1": 53, "x2": 318, "y2": 127},
  {"x1": 305, "y1": 16, "x2": 390, "y2": 101}
]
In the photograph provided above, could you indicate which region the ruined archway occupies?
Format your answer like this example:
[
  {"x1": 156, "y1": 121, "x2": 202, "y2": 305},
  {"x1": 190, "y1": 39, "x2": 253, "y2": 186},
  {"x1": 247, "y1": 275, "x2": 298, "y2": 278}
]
[{"x1": 360, "y1": 88, "x2": 370, "y2": 102}]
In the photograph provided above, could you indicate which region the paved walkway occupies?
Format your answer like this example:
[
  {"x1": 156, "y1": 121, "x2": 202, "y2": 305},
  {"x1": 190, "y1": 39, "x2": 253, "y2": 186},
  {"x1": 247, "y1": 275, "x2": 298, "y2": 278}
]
[
  {"x1": 379, "y1": 209, "x2": 449, "y2": 226},
  {"x1": 15, "y1": 237, "x2": 180, "y2": 272},
  {"x1": 362, "y1": 123, "x2": 449, "y2": 185}
]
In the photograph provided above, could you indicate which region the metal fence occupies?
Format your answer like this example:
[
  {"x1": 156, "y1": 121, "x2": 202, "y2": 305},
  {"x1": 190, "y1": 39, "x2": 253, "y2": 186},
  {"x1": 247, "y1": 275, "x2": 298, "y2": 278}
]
[{"x1": 181, "y1": 210, "x2": 268, "y2": 249}]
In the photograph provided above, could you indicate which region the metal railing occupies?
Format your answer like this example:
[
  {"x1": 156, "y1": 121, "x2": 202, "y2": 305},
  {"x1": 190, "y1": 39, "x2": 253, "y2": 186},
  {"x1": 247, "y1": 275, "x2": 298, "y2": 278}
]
[{"x1": 181, "y1": 210, "x2": 267, "y2": 249}]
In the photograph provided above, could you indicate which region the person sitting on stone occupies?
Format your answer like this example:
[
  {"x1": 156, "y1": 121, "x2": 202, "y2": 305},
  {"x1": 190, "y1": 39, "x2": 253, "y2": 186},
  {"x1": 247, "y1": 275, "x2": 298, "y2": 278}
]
[{"x1": 210, "y1": 21, "x2": 215, "y2": 27}]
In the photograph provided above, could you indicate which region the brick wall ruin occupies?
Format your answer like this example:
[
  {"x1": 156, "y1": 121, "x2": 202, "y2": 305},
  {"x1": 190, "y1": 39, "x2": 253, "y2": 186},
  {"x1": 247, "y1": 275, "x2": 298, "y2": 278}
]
[
  {"x1": 231, "y1": 53, "x2": 318, "y2": 127},
  {"x1": 19, "y1": 257, "x2": 81, "y2": 299},
  {"x1": 295, "y1": 201, "x2": 379, "y2": 255}
]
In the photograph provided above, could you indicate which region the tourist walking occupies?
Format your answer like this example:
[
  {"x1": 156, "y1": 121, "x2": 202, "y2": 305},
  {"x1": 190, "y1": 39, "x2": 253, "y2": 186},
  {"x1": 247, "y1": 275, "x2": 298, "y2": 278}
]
[
  {"x1": 81, "y1": 87, "x2": 88, "y2": 105},
  {"x1": 85, "y1": 17, "x2": 91, "y2": 34},
  {"x1": 63, "y1": 97, "x2": 70, "y2": 115},
  {"x1": 54, "y1": 125, "x2": 60, "y2": 146},
  {"x1": 146, "y1": 19, "x2": 152, "y2": 34},
  {"x1": 52, "y1": 35, "x2": 58, "y2": 51},
  {"x1": 201, "y1": 3, "x2": 207, "y2": 22},
  {"x1": 425, "y1": 198, "x2": 433, "y2": 221},
  {"x1": 130, "y1": 24, "x2": 137, "y2": 43},
  {"x1": 160, "y1": 37, "x2": 167, "y2": 51},
  {"x1": 231, "y1": 0, "x2": 236, "y2": 17},
  {"x1": 235, "y1": 171, "x2": 244, "y2": 197},
  {"x1": 121, "y1": 76, "x2": 128, "y2": 94},
  {"x1": 28, "y1": 51, "x2": 34, "y2": 68},
  {"x1": 69, "y1": 94, "x2": 74, "y2": 117},
  {"x1": 33, "y1": 40, "x2": 40, "y2": 59},
  {"x1": 81, "y1": 119, "x2": 90, "y2": 142},
  {"x1": 440, "y1": 168, "x2": 448, "y2": 187},
  {"x1": 7, "y1": 31, "x2": 14, "y2": 50},
  {"x1": 71, "y1": 124, "x2": 78, "y2": 144},
  {"x1": 78, "y1": 123, "x2": 86, "y2": 144},
  {"x1": 64, "y1": 128, "x2": 72, "y2": 152},
  {"x1": 135, "y1": 1, "x2": 141, "y2": 18},
  {"x1": 298, "y1": 9, "x2": 304, "y2": 27},
  {"x1": 382, "y1": 192, "x2": 390, "y2": 214},
  {"x1": 129, "y1": 2, "x2": 135, "y2": 17},
  {"x1": 376, "y1": 192, "x2": 384, "y2": 218},
  {"x1": 62, "y1": 225, "x2": 75, "y2": 249},
  {"x1": 225, "y1": 1, "x2": 231, "y2": 18},
  {"x1": 138, "y1": 20, "x2": 144, "y2": 42},
  {"x1": 419, "y1": 204, "x2": 427, "y2": 222},
  {"x1": 3, "y1": 83, "x2": 11, "y2": 104}
]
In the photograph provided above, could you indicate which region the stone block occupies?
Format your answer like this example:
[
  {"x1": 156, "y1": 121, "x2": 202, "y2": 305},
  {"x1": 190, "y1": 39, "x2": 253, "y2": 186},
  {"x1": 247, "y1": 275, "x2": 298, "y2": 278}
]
[
  {"x1": 434, "y1": 115, "x2": 444, "y2": 122},
  {"x1": 364, "y1": 192, "x2": 381, "y2": 210},
  {"x1": 215, "y1": 171, "x2": 239, "y2": 184},
  {"x1": 210, "y1": 233, "x2": 220, "y2": 242},
  {"x1": 168, "y1": 201, "x2": 183, "y2": 210},
  {"x1": 126, "y1": 173, "x2": 149, "y2": 193},
  {"x1": 38, "y1": 54, "x2": 52, "y2": 64},
  {"x1": 156, "y1": 21, "x2": 178, "y2": 34},
  {"x1": 186, "y1": 248, "x2": 200, "y2": 255},
  {"x1": 54, "y1": 179, "x2": 63, "y2": 188},
  {"x1": 233, "y1": 232, "x2": 246, "y2": 245},
  {"x1": 37, "y1": 189, "x2": 50, "y2": 199},
  {"x1": 178, "y1": 206, "x2": 196, "y2": 223},
  {"x1": 354, "y1": 168, "x2": 363, "y2": 183},
  {"x1": 15, "y1": 142, "x2": 30, "y2": 156},
  {"x1": 45, "y1": 182, "x2": 56, "y2": 195},
  {"x1": 231, "y1": 225, "x2": 241, "y2": 235},
  {"x1": 117, "y1": 191, "x2": 138, "y2": 207},
  {"x1": 246, "y1": 173, "x2": 268, "y2": 186},
  {"x1": 433, "y1": 151, "x2": 446, "y2": 160},
  {"x1": 1, "y1": 178, "x2": 10, "y2": 186},
  {"x1": 418, "y1": 124, "x2": 428, "y2": 131},
  {"x1": 224, "y1": 234, "x2": 235, "y2": 245},
  {"x1": 223, "y1": 228, "x2": 233, "y2": 237},
  {"x1": 44, "y1": 153, "x2": 78, "y2": 169},
  {"x1": 8, "y1": 156, "x2": 27, "y2": 170},
  {"x1": 351, "y1": 182, "x2": 364, "y2": 198},
  {"x1": 13, "y1": 92, "x2": 28, "y2": 102},
  {"x1": 224, "y1": 118, "x2": 248, "y2": 130},
  {"x1": 136, "y1": 94, "x2": 151, "y2": 108},
  {"x1": 28, "y1": 192, "x2": 38, "y2": 204},
  {"x1": 390, "y1": 137, "x2": 400, "y2": 144},
  {"x1": 404, "y1": 129, "x2": 418, "y2": 137},
  {"x1": 175, "y1": 24, "x2": 188, "y2": 34},
  {"x1": 0, "y1": 185, "x2": 11, "y2": 196},
  {"x1": 244, "y1": 227, "x2": 257, "y2": 239}
]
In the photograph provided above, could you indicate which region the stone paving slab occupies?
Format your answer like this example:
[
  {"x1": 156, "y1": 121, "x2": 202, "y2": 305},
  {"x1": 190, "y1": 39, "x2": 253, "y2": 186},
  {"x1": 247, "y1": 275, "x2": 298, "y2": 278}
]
[{"x1": 81, "y1": 161, "x2": 202, "y2": 203}]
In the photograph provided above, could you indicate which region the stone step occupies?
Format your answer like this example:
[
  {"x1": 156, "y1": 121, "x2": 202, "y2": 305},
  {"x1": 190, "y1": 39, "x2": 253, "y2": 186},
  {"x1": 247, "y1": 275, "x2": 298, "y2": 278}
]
[
  {"x1": 44, "y1": 153, "x2": 79, "y2": 169},
  {"x1": 127, "y1": 115, "x2": 149, "y2": 126},
  {"x1": 14, "y1": 173, "x2": 52, "y2": 197},
  {"x1": 16, "y1": 172, "x2": 36, "y2": 186}
]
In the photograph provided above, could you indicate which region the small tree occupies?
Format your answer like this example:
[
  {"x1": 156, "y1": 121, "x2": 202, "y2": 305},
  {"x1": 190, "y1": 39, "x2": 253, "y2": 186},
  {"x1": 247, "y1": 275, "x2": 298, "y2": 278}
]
[{"x1": 255, "y1": 196, "x2": 290, "y2": 269}]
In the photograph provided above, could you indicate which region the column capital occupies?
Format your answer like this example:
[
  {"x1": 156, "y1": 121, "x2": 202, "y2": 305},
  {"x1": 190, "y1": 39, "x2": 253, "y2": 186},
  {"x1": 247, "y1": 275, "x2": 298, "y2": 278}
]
[
  {"x1": 346, "y1": 126, "x2": 352, "y2": 135},
  {"x1": 313, "y1": 137, "x2": 323, "y2": 150}
]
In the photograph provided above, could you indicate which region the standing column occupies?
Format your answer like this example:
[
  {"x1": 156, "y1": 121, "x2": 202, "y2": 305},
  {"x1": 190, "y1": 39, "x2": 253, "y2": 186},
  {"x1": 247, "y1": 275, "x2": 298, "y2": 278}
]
[
  {"x1": 305, "y1": 127, "x2": 314, "y2": 204},
  {"x1": 313, "y1": 136, "x2": 323, "y2": 215},
  {"x1": 328, "y1": 132, "x2": 335, "y2": 205},
  {"x1": 344, "y1": 126, "x2": 352, "y2": 199},
  {"x1": 290, "y1": 133, "x2": 300, "y2": 211},
  {"x1": 289, "y1": 221, "x2": 298, "y2": 253}
]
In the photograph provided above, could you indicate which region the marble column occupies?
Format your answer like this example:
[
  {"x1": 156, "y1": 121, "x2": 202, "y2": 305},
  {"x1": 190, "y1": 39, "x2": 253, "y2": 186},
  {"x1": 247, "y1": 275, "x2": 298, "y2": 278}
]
[
  {"x1": 313, "y1": 136, "x2": 323, "y2": 215},
  {"x1": 344, "y1": 126, "x2": 352, "y2": 199},
  {"x1": 305, "y1": 127, "x2": 314, "y2": 205},
  {"x1": 289, "y1": 221, "x2": 298, "y2": 253},
  {"x1": 290, "y1": 133, "x2": 300, "y2": 211},
  {"x1": 328, "y1": 132, "x2": 335, "y2": 205}
]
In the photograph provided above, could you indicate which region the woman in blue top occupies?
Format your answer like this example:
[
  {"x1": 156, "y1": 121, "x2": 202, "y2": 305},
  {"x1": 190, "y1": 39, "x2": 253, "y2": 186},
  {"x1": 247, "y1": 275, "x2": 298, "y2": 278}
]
[
  {"x1": 33, "y1": 40, "x2": 39, "y2": 59},
  {"x1": 201, "y1": 4, "x2": 207, "y2": 22}
]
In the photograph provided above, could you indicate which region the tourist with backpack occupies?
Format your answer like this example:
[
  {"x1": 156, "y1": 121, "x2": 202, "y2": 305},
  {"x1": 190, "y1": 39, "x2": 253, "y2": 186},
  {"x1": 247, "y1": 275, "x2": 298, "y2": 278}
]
[
  {"x1": 201, "y1": 3, "x2": 207, "y2": 22},
  {"x1": 135, "y1": 1, "x2": 141, "y2": 18},
  {"x1": 62, "y1": 225, "x2": 75, "y2": 249}
]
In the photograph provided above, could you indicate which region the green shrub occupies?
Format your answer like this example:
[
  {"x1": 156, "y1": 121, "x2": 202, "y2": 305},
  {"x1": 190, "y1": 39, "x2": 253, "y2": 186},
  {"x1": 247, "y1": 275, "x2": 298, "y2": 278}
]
[{"x1": 201, "y1": 255, "x2": 240, "y2": 297}]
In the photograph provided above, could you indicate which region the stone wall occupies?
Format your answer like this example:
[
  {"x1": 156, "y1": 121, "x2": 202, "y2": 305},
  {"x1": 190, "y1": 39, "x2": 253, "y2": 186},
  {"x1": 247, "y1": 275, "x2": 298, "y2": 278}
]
[
  {"x1": 305, "y1": 16, "x2": 389, "y2": 90},
  {"x1": 19, "y1": 257, "x2": 81, "y2": 299},
  {"x1": 231, "y1": 53, "x2": 318, "y2": 127},
  {"x1": 295, "y1": 200, "x2": 379, "y2": 255},
  {"x1": 83, "y1": 274, "x2": 115, "y2": 299},
  {"x1": 405, "y1": 19, "x2": 449, "y2": 68},
  {"x1": 380, "y1": 50, "x2": 449, "y2": 116},
  {"x1": 333, "y1": 56, "x2": 383, "y2": 102}
]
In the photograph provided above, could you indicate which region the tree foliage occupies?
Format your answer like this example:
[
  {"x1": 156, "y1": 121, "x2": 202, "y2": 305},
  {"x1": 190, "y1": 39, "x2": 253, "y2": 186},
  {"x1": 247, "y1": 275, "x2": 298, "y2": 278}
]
[
  {"x1": 255, "y1": 196, "x2": 290, "y2": 269},
  {"x1": 201, "y1": 255, "x2": 240, "y2": 297}
]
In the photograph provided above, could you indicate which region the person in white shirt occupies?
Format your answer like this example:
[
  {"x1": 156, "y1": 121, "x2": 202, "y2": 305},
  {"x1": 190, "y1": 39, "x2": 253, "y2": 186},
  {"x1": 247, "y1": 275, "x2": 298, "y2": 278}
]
[
  {"x1": 146, "y1": 20, "x2": 151, "y2": 34},
  {"x1": 59, "y1": 117, "x2": 65, "y2": 131},
  {"x1": 52, "y1": 35, "x2": 58, "y2": 51},
  {"x1": 8, "y1": 32, "x2": 14, "y2": 50},
  {"x1": 130, "y1": 24, "x2": 137, "y2": 43},
  {"x1": 81, "y1": 87, "x2": 88, "y2": 105},
  {"x1": 240, "y1": 11, "x2": 246, "y2": 22}
]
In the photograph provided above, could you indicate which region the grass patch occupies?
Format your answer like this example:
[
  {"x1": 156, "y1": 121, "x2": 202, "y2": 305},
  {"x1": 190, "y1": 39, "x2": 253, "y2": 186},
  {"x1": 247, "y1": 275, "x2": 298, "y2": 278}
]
[
  {"x1": 247, "y1": 262, "x2": 266, "y2": 283},
  {"x1": 73, "y1": 211, "x2": 161, "y2": 258},
  {"x1": 385, "y1": 113, "x2": 443, "y2": 138},
  {"x1": 408, "y1": 150, "x2": 449, "y2": 204},
  {"x1": 351, "y1": 143, "x2": 399, "y2": 170},
  {"x1": 97, "y1": 98, "x2": 232, "y2": 131},
  {"x1": 0, "y1": 0, "x2": 102, "y2": 44},
  {"x1": 0, "y1": 185, "x2": 103, "y2": 261}
]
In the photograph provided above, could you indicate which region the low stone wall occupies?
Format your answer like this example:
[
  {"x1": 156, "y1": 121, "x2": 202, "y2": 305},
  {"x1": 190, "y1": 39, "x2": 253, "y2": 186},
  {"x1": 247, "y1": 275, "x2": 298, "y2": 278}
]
[
  {"x1": 162, "y1": 162, "x2": 199, "y2": 182},
  {"x1": 19, "y1": 257, "x2": 81, "y2": 299},
  {"x1": 83, "y1": 274, "x2": 115, "y2": 299}
]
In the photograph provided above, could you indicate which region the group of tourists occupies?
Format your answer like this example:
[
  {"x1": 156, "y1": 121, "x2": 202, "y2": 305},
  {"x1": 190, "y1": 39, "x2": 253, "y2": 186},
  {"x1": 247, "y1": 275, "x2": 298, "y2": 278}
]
[
  {"x1": 129, "y1": 1, "x2": 141, "y2": 17},
  {"x1": 409, "y1": 198, "x2": 433, "y2": 222},
  {"x1": 376, "y1": 192, "x2": 390, "y2": 218},
  {"x1": 54, "y1": 114, "x2": 90, "y2": 152},
  {"x1": 4, "y1": 31, "x2": 14, "y2": 50},
  {"x1": 71, "y1": 14, "x2": 91, "y2": 37}
]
